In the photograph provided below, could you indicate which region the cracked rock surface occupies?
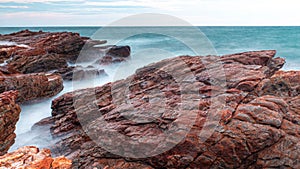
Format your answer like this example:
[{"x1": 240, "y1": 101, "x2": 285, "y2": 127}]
[
  {"x1": 0, "y1": 91, "x2": 20, "y2": 156},
  {"x1": 33, "y1": 50, "x2": 299, "y2": 168},
  {"x1": 0, "y1": 146, "x2": 72, "y2": 169}
]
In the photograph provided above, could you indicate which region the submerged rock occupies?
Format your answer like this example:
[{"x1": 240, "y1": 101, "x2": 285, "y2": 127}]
[
  {"x1": 54, "y1": 66, "x2": 107, "y2": 81},
  {"x1": 0, "y1": 91, "x2": 20, "y2": 156},
  {"x1": 0, "y1": 146, "x2": 71, "y2": 169},
  {"x1": 33, "y1": 50, "x2": 300, "y2": 168}
]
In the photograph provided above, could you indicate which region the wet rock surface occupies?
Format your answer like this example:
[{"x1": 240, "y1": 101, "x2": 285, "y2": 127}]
[
  {"x1": 0, "y1": 146, "x2": 72, "y2": 169},
  {"x1": 0, "y1": 91, "x2": 20, "y2": 156},
  {"x1": 30, "y1": 50, "x2": 300, "y2": 168}
]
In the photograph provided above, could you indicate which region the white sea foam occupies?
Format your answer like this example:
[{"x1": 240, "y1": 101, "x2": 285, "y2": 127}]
[
  {"x1": 17, "y1": 44, "x2": 30, "y2": 48},
  {"x1": 282, "y1": 61, "x2": 300, "y2": 71},
  {"x1": 9, "y1": 61, "x2": 123, "y2": 151},
  {"x1": 0, "y1": 41, "x2": 30, "y2": 67},
  {"x1": 0, "y1": 40, "x2": 30, "y2": 48},
  {"x1": 0, "y1": 57, "x2": 13, "y2": 66},
  {"x1": 0, "y1": 41, "x2": 17, "y2": 46}
]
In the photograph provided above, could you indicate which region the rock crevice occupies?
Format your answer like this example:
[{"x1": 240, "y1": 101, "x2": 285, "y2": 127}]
[{"x1": 28, "y1": 50, "x2": 300, "y2": 168}]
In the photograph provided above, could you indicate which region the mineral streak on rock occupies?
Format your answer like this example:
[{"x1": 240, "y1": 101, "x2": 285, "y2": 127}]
[
  {"x1": 0, "y1": 146, "x2": 72, "y2": 169},
  {"x1": 0, "y1": 91, "x2": 20, "y2": 156}
]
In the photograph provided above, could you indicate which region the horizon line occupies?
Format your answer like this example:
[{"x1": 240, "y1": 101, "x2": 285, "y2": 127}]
[{"x1": 1, "y1": 25, "x2": 300, "y2": 27}]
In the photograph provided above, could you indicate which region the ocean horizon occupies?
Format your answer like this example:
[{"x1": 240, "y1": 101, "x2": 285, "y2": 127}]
[{"x1": 1, "y1": 26, "x2": 299, "y2": 70}]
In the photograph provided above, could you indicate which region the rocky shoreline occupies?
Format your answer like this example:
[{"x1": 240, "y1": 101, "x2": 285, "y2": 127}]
[
  {"x1": 0, "y1": 30, "x2": 131, "y2": 168},
  {"x1": 0, "y1": 30, "x2": 299, "y2": 168}
]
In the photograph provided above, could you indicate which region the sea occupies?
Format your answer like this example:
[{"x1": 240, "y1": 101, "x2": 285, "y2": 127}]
[
  {"x1": 0, "y1": 26, "x2": 299, "y2": 151},
  {"x1": 1, "y1": 26, "x2": 299, "y2": 70}
]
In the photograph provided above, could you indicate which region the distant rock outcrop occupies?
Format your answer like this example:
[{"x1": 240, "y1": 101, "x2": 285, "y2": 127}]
[
  {"x1": 0, "y1": 30, "x2": 131, "y2": 75},
  {"x1": 0, "y1": 29, "x2": 86, "y2": 65},
  {"x1": 106, "y1": 45, "x2": 131, "y2": 58},
  {"x1": 29, "y1": 50, "x2": 300, "y2": 168},
  {"x1": 0, "y1": 91, "x2": 20, "y2": 156},
  {"x1": 0, "y1": 146, "x2": 72, "y2": 169}
]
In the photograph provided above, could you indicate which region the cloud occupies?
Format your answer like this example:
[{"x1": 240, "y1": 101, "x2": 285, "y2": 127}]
[
  {"x1": 0, "y1": 0, "x2": 150, "y2": 15},
  {"x1": 84, "y1": 0, "x2": 199, "y2": 11},
  {"x1": 0, "y1": 0, "x2": 84, "y2": 3},
  {"x1": 0, "y1": 5, "x2": 28, "y2": 8},
  {"x1": 0, "y1": 0, "x2": 300, "y2": 26},
  {"x1": 0, "y1": 11, "x2": 129, "y2": 26}
]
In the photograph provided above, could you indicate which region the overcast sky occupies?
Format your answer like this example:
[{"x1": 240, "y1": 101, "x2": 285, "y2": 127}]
[{"x1": 0, "y1": 0, "x2": 300, "y2": 26}]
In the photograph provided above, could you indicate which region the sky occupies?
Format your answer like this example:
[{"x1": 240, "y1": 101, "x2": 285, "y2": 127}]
[{"x1": 0, "y1": 0, "x2": 300, "y2": 26}]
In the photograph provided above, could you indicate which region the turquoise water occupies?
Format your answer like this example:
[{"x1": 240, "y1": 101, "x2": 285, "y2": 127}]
[{"x1": 0, "y1": 26, "x2": 299, "y2": 70}]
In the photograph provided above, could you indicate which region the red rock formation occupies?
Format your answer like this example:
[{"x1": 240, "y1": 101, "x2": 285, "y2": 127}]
[
  {"x1": 0, "y1": 71, "x2": 63, "y2": 102},
  {"x1": 254, "y1": 70, "x2": 300, "y2": 98},
  {"x1": 0, "y1": 45, "x2": 27, "y2": 64},
  {"x1": 0, "y1": 30, "x2": 131, "y2": 74},
  {"x1": 0, "y1": 30, "x2": 83, "y2": 73},
  {"x1": 0, "y1": 30, "x2": 85, "y2": 62},
  {"x1": 0, "y1": 146, "x2": 72, "y2": 169},
  {"x1": 33, "y1": 50, "x2": 300, "y2": 168},
  {"x1": 9, "y1": 53, "x2": 68, "y2": 74},
  {"x1": 0, "y1": 91, "x2": 20, "y2": 156}
]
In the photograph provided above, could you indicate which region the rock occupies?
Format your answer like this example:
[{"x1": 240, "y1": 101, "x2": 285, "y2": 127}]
[
  {"x1": 255, "y1": 70, "x2": 300, "y2": 98},
  {"x1": 0, "y1": 146, "x2": 72, "y2": 169},
  {"x1": 0, "y1": 30, "x2": 86, "y2": 64},
  {"x1": 245, "y1": 70, "x2": 300, "y2": 130},
  {"x1": 54, "y1": 66, "x2": 107, "y2": 81},
  {"x1": 0, "y1": 30, "x2": 131, "y2": 75},
  {"x1": 92, "y1": 45, "x2": 131, "y2": 65},
  {"x1": 0, "y1": 45, "x2": 27, "y2": 64},
  {"x1": 0, "y1": 30, "x2": 91, "y2": 74},
  {"x1": 86, "y1": 159, "x2": 154, "y2": 169},
  {"x1": 0, "y1": 65, "x2": 20, "y2": 75},
  {"x1": 33, "y1": 50, "x2": 300, "y2": 168},
  {"x1": 52, "y1": 156, "x2": 73, "y2": 169},
  {"x1": 94, "y1": 55, "x2": 127, "y2": 65},
  {"x1": 0, "y1": 91, "x2": 20, "y2": 156},
  {"x1": 106, "y1": 45, "x2": 131, "y2": 58},
  {"x1": 9, "y1": 53, "x2": 68, "y2": 74},
  {"x1": 0, "y1": 72, "x2": 63, "y2": 102}
]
